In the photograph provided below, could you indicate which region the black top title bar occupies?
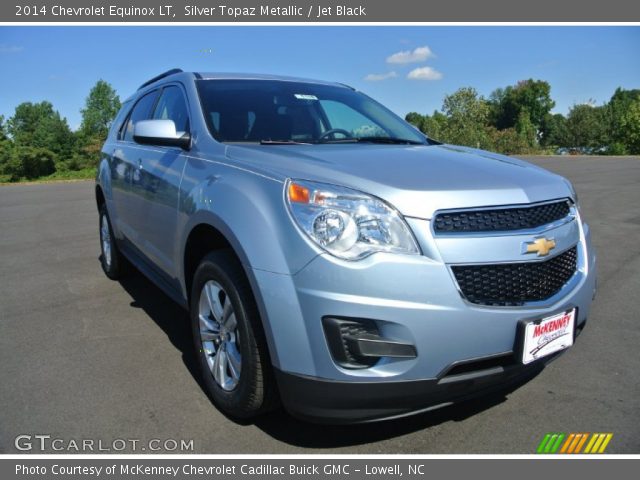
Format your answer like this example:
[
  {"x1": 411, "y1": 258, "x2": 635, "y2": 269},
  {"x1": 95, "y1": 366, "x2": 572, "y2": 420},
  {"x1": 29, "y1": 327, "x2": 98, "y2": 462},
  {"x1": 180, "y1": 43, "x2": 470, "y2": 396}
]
[{"x1": 4, "y1": 0, "x2": 640, "y2": 22}]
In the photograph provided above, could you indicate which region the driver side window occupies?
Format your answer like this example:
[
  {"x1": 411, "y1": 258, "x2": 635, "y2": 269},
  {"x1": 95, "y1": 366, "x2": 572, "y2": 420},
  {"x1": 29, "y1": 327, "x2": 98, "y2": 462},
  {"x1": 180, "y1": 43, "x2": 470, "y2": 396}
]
[
  {"x1": 123, "y1": 90, "x2": 159, "y2": 142},
  {"x1": 152, "y1": 86, "x2": 190, "y2": 134}
]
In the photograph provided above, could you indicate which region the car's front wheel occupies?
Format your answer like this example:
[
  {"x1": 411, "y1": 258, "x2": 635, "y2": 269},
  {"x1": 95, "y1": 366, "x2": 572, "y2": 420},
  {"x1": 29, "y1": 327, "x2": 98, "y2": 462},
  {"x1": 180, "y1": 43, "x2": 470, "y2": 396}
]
[{"x1": 190, "y1": 250, "x2": 276, "y2": 419}]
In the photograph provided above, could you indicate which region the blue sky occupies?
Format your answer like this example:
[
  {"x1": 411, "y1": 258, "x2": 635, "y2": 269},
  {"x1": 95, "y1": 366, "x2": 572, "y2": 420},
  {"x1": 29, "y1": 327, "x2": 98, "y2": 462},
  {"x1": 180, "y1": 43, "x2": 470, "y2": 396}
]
[{"x1": 0, "y1": 26, "x2": 638, "y2": 130}]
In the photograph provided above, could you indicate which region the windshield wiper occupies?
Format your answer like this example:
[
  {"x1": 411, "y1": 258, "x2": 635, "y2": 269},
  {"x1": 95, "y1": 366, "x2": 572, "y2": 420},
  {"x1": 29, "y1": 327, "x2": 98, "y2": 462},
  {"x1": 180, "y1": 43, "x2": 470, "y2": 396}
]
[
  {"x1": 260, "y1": 139, "x2": 311, "y2": 145},
  {"x1": 355, "y1": 136, "x2": 424, "y2": 145},
  {"x1": 317, "y1": 136, "x2": 424, "y2": 145}
]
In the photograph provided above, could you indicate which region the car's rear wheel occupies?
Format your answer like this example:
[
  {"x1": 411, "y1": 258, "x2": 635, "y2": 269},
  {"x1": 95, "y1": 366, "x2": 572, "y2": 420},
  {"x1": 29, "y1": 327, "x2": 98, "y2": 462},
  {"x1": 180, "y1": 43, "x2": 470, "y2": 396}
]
[
  {"x1": 99, "y1": 204, "x2": 127, "y2": 280},
  {"x1": 190, "y1": 250, "x2": 276, "y2": 419}
]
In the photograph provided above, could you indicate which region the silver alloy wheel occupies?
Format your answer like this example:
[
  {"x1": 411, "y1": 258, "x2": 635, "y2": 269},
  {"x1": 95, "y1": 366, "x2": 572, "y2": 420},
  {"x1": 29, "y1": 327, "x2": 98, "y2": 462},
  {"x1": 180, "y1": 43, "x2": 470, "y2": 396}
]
[
  {"x1": 100, "y1": 213, "x2": 112, "y2": 269},
  {"x1": 198, "y1": 280, "x2": 242, "y2": 391}
]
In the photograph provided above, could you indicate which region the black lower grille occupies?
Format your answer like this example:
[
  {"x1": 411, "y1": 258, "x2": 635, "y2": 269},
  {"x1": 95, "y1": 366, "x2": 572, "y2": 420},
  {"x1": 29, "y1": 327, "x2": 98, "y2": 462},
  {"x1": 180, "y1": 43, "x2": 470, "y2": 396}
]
[
  {"x1": 451, "y1": 246, "x2": 578, "y2": 306},
  {"x1": 434, "y1": 200, "x2": 571, "y2": 233},
  {"x1": 322, "y1": 317, "x2": 379, "y2": 369}
]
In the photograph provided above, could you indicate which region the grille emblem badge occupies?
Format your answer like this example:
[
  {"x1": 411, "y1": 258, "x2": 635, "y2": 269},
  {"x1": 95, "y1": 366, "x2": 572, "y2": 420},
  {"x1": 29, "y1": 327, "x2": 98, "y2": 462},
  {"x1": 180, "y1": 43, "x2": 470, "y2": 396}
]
[{"x1": 523, "y1": 237, "x2": 556, "y2": 257}]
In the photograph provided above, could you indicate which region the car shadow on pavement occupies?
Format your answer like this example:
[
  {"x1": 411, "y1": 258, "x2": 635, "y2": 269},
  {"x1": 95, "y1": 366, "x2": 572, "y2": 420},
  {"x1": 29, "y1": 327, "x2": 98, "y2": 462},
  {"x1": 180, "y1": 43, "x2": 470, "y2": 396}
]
[
  {"x1": 116, "y1": 267, "x2": 541, "y2": 449},
  {"x1": 116, "y1": 271, "x2": 206, "y2": 392}
]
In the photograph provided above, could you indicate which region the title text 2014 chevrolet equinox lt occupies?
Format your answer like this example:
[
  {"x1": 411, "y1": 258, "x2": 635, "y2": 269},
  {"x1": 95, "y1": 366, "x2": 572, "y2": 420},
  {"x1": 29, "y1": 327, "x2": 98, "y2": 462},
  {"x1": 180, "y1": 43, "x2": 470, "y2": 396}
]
[{"x1": 96, "y1": 69, "x2": 597, "y2": 423}]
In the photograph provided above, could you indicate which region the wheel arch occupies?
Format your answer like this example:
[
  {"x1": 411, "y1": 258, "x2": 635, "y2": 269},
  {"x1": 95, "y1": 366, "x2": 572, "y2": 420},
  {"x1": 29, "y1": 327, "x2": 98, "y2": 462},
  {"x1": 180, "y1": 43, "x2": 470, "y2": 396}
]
[
  {"x1": 180, "y1": 213, "x2": 281, "y2": 368},
  {"x1": 95, "y1": 184, "x2": 106, "y2": 210}
]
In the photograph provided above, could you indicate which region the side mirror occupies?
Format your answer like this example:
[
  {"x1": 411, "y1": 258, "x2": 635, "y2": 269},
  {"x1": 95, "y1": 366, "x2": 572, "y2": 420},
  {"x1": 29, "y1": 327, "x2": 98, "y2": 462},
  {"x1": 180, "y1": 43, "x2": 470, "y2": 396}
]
[{"x1": 133, "y1": 119, "x2": 191, "y2": 150}]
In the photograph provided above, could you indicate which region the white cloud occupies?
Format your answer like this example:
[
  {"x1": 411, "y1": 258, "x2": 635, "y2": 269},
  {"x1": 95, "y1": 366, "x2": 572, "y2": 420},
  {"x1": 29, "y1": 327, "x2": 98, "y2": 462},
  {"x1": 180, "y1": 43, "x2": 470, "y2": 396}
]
[
  {"x1": 407, "y1": 66, "x2": 443, "y2": 81},
  {"x1": 364, "y1": 71, "x2": 398, "y2": 82},
  {"x1": 0, "y1": 44, "x2": 24, "y2": 54},
  {"x1": 386, "y1": 46, "x2": 434, "y2": 64}
]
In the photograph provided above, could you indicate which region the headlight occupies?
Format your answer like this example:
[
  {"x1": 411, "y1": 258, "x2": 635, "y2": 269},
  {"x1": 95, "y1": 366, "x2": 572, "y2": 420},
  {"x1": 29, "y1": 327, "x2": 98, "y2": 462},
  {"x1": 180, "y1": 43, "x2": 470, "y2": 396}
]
[{"x1": 286, "y1": 179, "x2": 420, "y2": 260}]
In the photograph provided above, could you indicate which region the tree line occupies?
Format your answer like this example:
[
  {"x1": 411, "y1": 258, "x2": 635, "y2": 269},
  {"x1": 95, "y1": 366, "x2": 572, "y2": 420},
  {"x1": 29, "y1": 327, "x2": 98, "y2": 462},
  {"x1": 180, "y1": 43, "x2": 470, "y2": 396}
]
[
  {"x1": 0, "y1": 80, "x2": 121, "y2": 182},
  {"x1": 405, "y1": 79, "x2": 640, "y2": 155},
  {"x1": 0, "y1": 78, "x2": 638, "y2": 182}
]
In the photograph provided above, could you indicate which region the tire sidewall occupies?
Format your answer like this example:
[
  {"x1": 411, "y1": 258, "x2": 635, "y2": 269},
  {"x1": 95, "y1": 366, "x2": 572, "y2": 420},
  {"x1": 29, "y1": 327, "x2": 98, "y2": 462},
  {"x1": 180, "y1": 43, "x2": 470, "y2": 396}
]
[
  {"x1": 190, "y1": 253, "x2": 261, "y2": 416},
  {"x1": 99, "y1": 205, "x2": 120, "y2": 279}
]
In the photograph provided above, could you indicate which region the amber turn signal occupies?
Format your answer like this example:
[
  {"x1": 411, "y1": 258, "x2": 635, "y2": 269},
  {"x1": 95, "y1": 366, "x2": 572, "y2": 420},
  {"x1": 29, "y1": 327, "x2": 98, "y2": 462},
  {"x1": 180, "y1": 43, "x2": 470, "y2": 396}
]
[{"x1": 288, "y1": 182, "x2": 310, "y2": 203}]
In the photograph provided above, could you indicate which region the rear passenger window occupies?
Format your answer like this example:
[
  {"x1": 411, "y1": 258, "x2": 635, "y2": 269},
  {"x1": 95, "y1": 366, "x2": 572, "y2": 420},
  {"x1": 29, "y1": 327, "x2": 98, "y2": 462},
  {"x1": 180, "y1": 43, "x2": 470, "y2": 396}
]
[
  {"x1": 123, "y1": 90, "x2": 159, "y2": 142},
  {"x1": 153, "y1": 86, "x2": 190, "y2": 133}
]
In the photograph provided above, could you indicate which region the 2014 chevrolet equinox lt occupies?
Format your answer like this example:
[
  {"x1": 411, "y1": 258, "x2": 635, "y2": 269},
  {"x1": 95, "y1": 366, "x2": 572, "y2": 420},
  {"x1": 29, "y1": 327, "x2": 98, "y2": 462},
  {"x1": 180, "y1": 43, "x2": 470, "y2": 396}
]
[{"x1": 96, "y1": 69, "x2": 597, "y2": 423}]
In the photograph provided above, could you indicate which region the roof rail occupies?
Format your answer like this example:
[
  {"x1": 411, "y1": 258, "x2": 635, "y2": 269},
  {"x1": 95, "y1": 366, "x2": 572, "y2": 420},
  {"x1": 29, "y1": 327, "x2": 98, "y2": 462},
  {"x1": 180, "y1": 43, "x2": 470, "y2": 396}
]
[
  {"x1": 138, "y1": 68, "x2": 183, "y2": 90},
  {"x1": 337, "y1": 82, "x2": 356, "y2": 91}
]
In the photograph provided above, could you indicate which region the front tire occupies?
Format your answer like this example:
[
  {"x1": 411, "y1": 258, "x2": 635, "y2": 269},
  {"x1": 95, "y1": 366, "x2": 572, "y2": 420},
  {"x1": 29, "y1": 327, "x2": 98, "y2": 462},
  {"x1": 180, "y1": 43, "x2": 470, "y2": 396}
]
[{"x1": 190, "y1": 250, "x2": 276, "y2": 419}]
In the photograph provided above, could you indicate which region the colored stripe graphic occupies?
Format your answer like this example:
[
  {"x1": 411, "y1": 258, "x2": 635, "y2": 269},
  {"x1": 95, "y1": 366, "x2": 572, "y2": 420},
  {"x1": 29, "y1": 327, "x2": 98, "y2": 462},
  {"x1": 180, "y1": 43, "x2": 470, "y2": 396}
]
[
  {"x1": 574, "y1": 433, "x2": 589, "y2": 453},
  {"x1": 559, "y1": 433, "x2": 575, "y2": 453},
  {"x1": 550, "y1": 433, "x2": 565, "y2": 453},
  {"x1": 584, "y1": 433, "x2": 614, "y2": 454},
  {"x1": 538, "y1": 433, "x2": 613, "y2": 454},
  {"x1": 536, "y1": 433, "x2": 552, "y2": 454}
]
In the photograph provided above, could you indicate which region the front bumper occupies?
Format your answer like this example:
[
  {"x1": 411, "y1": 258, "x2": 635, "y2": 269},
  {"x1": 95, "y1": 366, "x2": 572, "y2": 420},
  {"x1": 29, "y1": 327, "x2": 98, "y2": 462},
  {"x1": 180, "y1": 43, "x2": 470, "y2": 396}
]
[
  {"x1": 274, "y1": 335, "x2": 581, "y2": 423},
  {"x1": 251, "y1": 217, "x2": 596, "y2": 422}
]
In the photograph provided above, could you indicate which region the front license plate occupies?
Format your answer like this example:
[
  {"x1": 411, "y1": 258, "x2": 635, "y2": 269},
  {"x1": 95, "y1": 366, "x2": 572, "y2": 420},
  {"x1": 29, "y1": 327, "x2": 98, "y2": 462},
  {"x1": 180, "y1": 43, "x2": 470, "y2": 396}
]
[{"x1": 521, "y1": 309, "x2": 575, "y2": 364}]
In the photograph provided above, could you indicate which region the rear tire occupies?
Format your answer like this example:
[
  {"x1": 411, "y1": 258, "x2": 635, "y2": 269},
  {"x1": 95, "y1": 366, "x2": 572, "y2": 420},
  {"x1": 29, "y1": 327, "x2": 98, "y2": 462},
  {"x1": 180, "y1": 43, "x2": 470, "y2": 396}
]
[
  {"x1": 99, "y1": 204, "x2": 128, "y2": 280},
  {"x1": 190, "y1": 250, "x2": 277, "y2": 419}
]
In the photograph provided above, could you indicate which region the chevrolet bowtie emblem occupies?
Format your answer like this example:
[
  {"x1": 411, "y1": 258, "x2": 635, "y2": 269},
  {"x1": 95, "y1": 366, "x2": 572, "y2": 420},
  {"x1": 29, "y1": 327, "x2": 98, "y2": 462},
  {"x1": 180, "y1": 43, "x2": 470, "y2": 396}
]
[{"x1": 523, "y1": 237, "x2": 556, "y2": 257}]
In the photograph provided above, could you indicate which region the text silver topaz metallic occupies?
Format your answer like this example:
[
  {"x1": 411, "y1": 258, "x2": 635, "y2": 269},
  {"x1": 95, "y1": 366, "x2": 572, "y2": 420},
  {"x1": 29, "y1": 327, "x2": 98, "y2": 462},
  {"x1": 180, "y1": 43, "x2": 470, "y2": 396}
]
[{"x1": 96, "y1": 69, "x2": 596, "y2": 423}]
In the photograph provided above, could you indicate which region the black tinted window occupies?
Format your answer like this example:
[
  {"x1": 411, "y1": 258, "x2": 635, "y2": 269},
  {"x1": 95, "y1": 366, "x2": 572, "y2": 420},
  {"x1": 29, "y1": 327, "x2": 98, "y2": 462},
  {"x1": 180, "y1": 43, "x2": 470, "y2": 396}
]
[
  {"x1": 196, "y1": 79, "x2": 426, "y2": 144},
  {"x1": 153, "y1": 86, "x2": 190, "y2": 133},
  {"x1": 123, "y1": 90, "x2": 159, "y2": 142}
]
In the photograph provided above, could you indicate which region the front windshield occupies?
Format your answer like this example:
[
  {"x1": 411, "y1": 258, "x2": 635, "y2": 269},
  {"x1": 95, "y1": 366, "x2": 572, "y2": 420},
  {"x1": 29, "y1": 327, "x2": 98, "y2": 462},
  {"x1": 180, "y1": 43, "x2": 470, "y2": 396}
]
[{"x1": 196, "y1": 79, "x2": 427, "y2": 145}]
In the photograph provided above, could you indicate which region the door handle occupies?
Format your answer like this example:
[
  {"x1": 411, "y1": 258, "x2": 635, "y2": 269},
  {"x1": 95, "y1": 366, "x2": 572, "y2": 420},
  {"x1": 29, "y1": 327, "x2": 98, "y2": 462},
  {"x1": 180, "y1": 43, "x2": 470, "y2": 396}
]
[{"x1": 137, "y1": 159, "x2": 143, "y2": 170}]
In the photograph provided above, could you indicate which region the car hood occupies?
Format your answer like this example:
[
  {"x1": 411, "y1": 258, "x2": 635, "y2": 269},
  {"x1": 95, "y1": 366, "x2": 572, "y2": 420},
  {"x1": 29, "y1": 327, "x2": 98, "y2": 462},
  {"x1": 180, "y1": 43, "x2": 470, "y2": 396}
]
[{"x1": 225, "y1": 143, "x2": 571, "y2": 219}]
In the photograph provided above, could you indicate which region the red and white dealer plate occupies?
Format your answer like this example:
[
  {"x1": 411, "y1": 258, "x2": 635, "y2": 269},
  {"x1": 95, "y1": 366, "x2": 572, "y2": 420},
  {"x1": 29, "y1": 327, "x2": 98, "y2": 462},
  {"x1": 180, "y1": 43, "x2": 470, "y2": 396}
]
[{"x1": 522, "y1": 309, "x2": 576, "y2": 364}]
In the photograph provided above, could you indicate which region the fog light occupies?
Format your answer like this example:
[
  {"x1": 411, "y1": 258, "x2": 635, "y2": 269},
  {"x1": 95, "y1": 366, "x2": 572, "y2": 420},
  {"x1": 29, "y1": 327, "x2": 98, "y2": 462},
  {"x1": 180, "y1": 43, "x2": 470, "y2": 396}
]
[{"x1": 322, "y1": 317, "x2": 417, "y2": 369}]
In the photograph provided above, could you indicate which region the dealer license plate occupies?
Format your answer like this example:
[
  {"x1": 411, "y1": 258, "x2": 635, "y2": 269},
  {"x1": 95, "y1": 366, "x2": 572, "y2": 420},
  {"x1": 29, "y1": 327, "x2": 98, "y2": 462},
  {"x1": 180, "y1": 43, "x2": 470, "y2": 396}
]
[{"x1": 521, "y1": 309, "x2": 575, "y2": 364}]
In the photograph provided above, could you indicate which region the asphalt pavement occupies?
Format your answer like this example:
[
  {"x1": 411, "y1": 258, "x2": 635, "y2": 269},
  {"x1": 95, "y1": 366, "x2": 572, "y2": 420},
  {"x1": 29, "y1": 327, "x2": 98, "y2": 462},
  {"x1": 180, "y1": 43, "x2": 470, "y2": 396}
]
[{"x1": 0, "y1": 156, "x2": 638, "y2": 454}]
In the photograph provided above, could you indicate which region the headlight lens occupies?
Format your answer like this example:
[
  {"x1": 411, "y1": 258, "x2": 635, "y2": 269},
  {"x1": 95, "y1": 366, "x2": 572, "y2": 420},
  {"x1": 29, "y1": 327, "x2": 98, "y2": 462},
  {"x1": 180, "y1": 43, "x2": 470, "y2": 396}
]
[{"x1": 286, "y1": 179, "x2": 420, "y2": 260}]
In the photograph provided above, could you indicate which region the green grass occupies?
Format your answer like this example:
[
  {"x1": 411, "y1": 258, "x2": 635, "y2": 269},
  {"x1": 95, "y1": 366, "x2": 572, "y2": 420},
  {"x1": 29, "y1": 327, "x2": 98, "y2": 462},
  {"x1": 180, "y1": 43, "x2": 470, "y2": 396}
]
[{"x1": 0, "y1": 167, "x2": 96, "y2": 184}]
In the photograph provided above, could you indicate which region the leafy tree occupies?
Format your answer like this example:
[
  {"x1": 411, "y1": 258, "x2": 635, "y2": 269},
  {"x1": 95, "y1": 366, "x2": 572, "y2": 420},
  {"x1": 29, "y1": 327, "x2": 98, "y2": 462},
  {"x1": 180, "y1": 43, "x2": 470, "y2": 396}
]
[
  {"x1": 486, "y1": 126, "x2": 530, "y2": 154},
  {"x1": 405, "y1": 110, "x2": 447, "y2": 141},
  {"x1": 4, "y1": 146, "x2": 56, "y2": 181},
  {"x1": 490, "y1": 79, "x2": 555, "y2": 131},
  {"x1": 441, "y1": 87, "x2": 490, "y2": 148},
  {"x1": 0, "y1": 116, "x2": 11, "y2": 175},
  {"x1": 565, "y1": 104, "x2": 609, "y2": 151},
  {"x1": 0, "y1": 115, "x2": 8, "y2": 141},
  {"x1": 422, "y1": 111, "x2": 448, "y2": 141},
  {"x1": 405, "y1": 112, "x2": 425, "y2": 130},
  {"x1": 75, "y1": 80, "x2": 121, "y2": 169},
  {"x1": 515, "y1": 110, "x2": 537, "y2": 150},
  {"x1": 79, "y1": 80, "x2": 121, "y2": 139},
  {"x1": 403, "y1": 83, "x2": 640, "y2": 156},
  {"x1": 0, "y1": 140, "x2": 12, "y2": 174},
  {"x1": 7, "y1": 102, "x2": 74, "y2": 159},
  {"x1": 608, "y1": 88, "x2": 640, "y2": 153},
  {"x1": 540, "y1": 113, "x2": 569, "y2": 147},
  {"x1": 619, "y1": 98, "x2": 640, "y2": 154}
]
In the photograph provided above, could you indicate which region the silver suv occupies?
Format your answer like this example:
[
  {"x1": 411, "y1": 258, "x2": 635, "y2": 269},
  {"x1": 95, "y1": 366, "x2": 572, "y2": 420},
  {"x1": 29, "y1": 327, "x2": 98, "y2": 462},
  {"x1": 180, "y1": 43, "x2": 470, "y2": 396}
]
[{"x1": 96, "y1": 69, "x2": 597, "y2": 423}]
